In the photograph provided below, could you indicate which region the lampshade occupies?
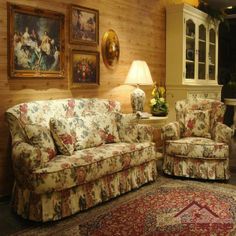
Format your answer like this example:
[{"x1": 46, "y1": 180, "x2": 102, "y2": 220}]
[
  {"x1": 125, "y1": 60, "x2": 153, "y2": 85},
  {"x1": 125, "y1": 60, "x2": 153, "y2": 113}
]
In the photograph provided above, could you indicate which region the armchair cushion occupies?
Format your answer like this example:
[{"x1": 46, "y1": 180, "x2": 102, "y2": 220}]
[
  {"x1": 24, "y1": 124, "x2": 56, "y2": 162},
  {"x1": 50, "y1": 118, "x2": 76, "y2": 156},
  {"x1": 183, "y1": 109, "x2": 211, "y2": 138},
  {"x1": 162, "y1": 122, "x2": 180, "y2": 140},
  {"x1": 116, "y1": 113, "x2": 139, "y2": 143},
  {"x1": 214, "y1": 122, "x2": 233, "y2": 144},
  {"x1": 166, "y1": 137, "x2": 228, "y2": 159}
]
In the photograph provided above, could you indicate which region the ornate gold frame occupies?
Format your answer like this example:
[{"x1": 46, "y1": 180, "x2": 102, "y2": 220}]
[
  {"x1": 8, "y1": 3, "x2": 65, "y2": 78},
  {"x1": 101, "y1": 29, "x2": 120, "y2": 69},
  {"x1": 70, "y1": 49, "x2": 100, "y2": 88}
]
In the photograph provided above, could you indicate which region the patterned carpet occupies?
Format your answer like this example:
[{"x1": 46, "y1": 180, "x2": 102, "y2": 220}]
[{"x1": 12, "y1": 177, "x2": 236, "y2": 236}]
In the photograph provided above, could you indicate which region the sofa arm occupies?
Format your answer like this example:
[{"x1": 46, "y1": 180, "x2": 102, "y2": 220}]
[
  {"x1": 137, "y1": 124, "x2": 154, "y2": 142},
  {"x1": 213, "y1": 122, "x2": 233, "y2": 144},
  {"x1": 12, "y1": 142, "x2": 42, "y2": 172},
  {"x1": 162, "y1": 121, "x2": 180, "y2": 140}
]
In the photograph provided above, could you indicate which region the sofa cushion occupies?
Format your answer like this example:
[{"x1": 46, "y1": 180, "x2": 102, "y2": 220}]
[
  {"x1": 50, "y1": 118, "x2": 76, "y2": 156},
  {"x1": 184, "y1": 109, "x2": 211, "y2": 138},
  {"x1": 75, "y1": 113, "x2": 120, "y2": 150},
  {"x1": 24, "y1": 124, "x2": 56, "y2": 162},
  {"x1": 28, "y1": 142, "x2": 160, "y2": 193},
  {"x1": 116, "y1": 113, "x2": 138, "y2": 143},
  {"x1": 165, "y1": 137, "x2": 228, "y2": 159}
]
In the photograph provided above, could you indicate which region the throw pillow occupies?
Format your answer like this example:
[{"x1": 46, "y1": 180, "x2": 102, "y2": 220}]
[
  {"x1": 50, "y1": 118, "x2": 76, "y2": 156},
  {"x1": 184, "y1": 109, "x2": 211, "y2": 138},
  {"x1": 24, "y1": 124, "x2": 57, "y2": 163},
  {"x1": 74, "y1": 112, "x2": 120, "y2": 150},
  {"x1": 116, "y1": 113, "x2": 139, "y2": 143}
]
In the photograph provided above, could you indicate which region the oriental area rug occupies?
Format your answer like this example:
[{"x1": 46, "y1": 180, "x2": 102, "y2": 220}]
[{"x1": 12, "y1": 177, "x2": 236, "y2": 236}]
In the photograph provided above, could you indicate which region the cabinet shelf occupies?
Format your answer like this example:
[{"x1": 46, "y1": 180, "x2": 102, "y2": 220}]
[
  {"x1": 186, "y1": 59, "x2": 194, "y2": 63},
  {"x1": 209, "y1": 42, "x2": 215, "y2": 46},
  {"x1": 198, "y1": 61, "x2": 205, "y2": 65},
  {"x1": 186, "y1": 35, "x2": 195, "y2": 40},
  {"x1": 199, "y1": 39, "x2": 206, "y2": 43}
]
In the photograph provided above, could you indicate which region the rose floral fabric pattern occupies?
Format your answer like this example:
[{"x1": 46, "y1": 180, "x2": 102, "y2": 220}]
[
  {"x1": 214, "y1": 122, "x2": 233, "y2": 144},
  {"x1": 163, "y1": 98, "x2": 232, "y2": 180},
  {"x1": 23, "y1": 142, "x2": 159, "y2": 194},
  {"x1": 116, "y1": 113, "x2": 139, "y2": 143},
  {"x1": 162, "y1": 121, "x2": 180, "y2": 140},
  {"x1": 50, "y1": 118, "x2": 76, "y2": 156},
  {"x1": 183, "y1": 109, "x2": 211, "y2": 138},
  {"x1": 12, "y1": 161, "x2": 157, "y2": 222},
  {"x1": 74, "y1": 113, "x2": 120, "y2": 150},
  {"x1": 5, "y1": 98, "x2": 160, "y2": 221},
  {"x1": 24, "y1": 124, "x2": 57, "y2": 162},
  {"x1": 176, "y1": 99, "x2": 225, "y2": 138},
  {"x1": 163, "y1": 155, "x2": 229, "y2": 180},
  {"x1": 166, "y1": 137, "x2": 228, "y2": 159},
  {"x1": 137, "y1": 124, "x2": 154, "y2": 142}
]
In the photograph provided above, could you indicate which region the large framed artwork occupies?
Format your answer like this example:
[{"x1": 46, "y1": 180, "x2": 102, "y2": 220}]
[
  {"x1": 8, "y1": 3, "x2": 65, "y2": 78},
  {"x1": 70, "y1": 50, "x2": 99, "y2": 88},
  {"x1": 70, "y1": 5, "x2": 99, "y2": 45}
]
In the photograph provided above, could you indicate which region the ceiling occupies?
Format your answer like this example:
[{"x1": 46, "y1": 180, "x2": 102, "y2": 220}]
[{"x1": 207, "y1": 0, "x2": 236, "y2": 9}]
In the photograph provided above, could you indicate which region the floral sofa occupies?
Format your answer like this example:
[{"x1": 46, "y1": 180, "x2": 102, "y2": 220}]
[
  {"x1": 162, "y1": 98, "x2": 233, "y2": 180},
  {"x1": 6, "y1": 98, "x2": 161, "y2": 222}
]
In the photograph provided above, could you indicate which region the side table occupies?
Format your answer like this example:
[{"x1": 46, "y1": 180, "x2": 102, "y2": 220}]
[{"x1": 224, "y1": 98, "x2": 236, "y2": 134}]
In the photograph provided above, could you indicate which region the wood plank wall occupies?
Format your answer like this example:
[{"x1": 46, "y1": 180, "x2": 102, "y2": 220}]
[{"x1": 0, "y1": 0, "x2": 198, "y2": 196}]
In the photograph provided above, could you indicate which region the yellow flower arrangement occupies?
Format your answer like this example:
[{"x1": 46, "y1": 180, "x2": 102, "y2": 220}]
[{"x1": 150, "y1": 84, "x2": 168, "y2": 116}]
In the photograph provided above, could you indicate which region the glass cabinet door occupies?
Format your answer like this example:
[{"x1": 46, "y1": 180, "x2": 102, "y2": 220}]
[
  {"x1": 198, "y1": 24, "x2": 206, "y2": 80},
  {"x1": 209, "y1": 29, "x2": 216, "y2": 80},
  {"x1": 185, "y1": 19, "x2": 195, "y2": 80}
]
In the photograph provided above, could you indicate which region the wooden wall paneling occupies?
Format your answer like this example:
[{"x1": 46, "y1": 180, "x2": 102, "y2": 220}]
[{"x1": 0, "y1": 0, "x2": 197, "y2": 196}]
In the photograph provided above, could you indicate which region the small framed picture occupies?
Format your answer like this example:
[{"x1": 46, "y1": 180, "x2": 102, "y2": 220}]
[
  {"x1": 70, "y1": 50, "x2": 100, "y2": 88},
  {"x1": 69, "y1": 5, "x2": 99, "y2": 45},
  {"x1": 8, "y1": 3, "x2": 65, "y2": 78}
]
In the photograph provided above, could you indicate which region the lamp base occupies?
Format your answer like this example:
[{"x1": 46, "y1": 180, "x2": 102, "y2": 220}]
[{"x1": 130, "y1": 87, "x2": 145, "y2": 113}]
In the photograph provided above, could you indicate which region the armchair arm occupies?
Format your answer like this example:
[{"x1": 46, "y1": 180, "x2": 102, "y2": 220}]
[
  {"x1": 137, "y1": 124, "x2": 154, "y2": 142},
  {"x1": 162, "y1": 121, "x2": 180, "y2": 140},
  {"x1": 12, "y1": 141, "x2": 42, "y2": 172},
  {"x1": 213, "y1": 122, "x2": 233, "y2": 144}
]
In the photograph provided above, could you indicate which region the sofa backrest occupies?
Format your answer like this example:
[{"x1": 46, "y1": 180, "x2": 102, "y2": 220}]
[
  {"x1": 7, "y1": 98, "x2": 120, "y2": 125},
  {"x1": 6, "y1": 98, "x2": 121, "y2": 143},
  {"x1": 175, "y1": 98, "x2": 225, "y2": 136}
]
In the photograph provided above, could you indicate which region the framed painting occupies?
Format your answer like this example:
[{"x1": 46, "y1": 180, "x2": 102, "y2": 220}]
[
  {"x1": 69, "y1": 5, "x2": 99, "y2": 45},
  {"x1": 70, "y1": 50, "x2": 100, "y2": 88},
  {"x1": 8, "y1": 3, "x2": 65, "y2": 78}
]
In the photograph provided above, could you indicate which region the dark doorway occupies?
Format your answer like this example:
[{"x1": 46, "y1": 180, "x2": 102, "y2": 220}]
[{"x1": 219, "y1": 17, "x2": 236, "y2": 126}]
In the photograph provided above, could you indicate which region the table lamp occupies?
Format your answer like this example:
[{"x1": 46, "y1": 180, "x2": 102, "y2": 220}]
[{"x1": 125, "y1": 60, "x2": 153, "y2": 113}]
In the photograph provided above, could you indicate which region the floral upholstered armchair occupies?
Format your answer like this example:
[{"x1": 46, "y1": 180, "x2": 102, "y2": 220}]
[{"x1": 162, "y1": 98, "x2": 233, "y2": 180}]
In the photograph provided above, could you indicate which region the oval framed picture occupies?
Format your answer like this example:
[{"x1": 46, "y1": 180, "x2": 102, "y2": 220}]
[{"x1": 101, "y1": 29, "x2": 120, "y2": 69}]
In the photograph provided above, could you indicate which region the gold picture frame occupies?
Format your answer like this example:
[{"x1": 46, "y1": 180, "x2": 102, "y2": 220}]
[
  {"x1": 101, "y1": 29, "x2": 120, "y2": 69},
  {"x1": 8, "y1": 3, "x2": 65, "y2": 78},
  {"x1": 69, "y1": 5, "x2": 99, "y2": 45},
  {"x1": 70, "y1": 49, "x2": 100, "y2": 88}
]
